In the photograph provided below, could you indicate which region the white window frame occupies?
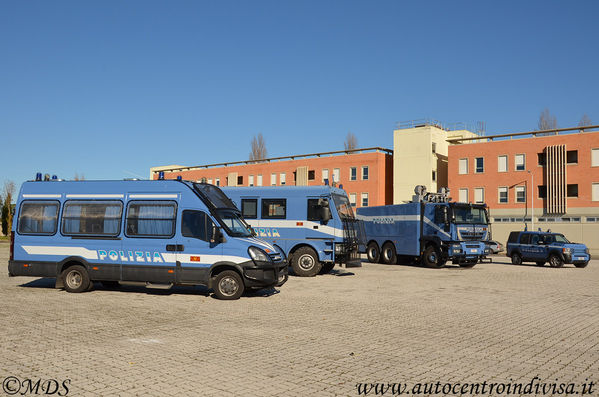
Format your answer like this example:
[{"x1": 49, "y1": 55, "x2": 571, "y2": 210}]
[
  {"x1": 322, "y1": 169, "x2": 329, "y2": 183},
  {"x1": 474, "y1": 188, "x2": 484, "y2": 204},
  {"x1": 215, "y1": 178, "x2": 220, "y2": 186},
  {"x1": 349, "y1": 193, "x2": 357, "y2": 207},
  {"x1": 280, "y1": 173, "x2": 286, "y2": 185},
  {"x1": 592, "y1": 149, "x2": 599, "y2": 167},
  {"x1": 350, "y1": 167, "x2": 357, "y2": 181},
  {"x1": 515, "y1": 185, "x2": 526, "y2": 203},
  {"x1": 515, "y1": 154, "x2": 525, "y2": 171},
  {"x1": 498, "y1": 186, "x2": 508, "y2": 204},
  {"x1": 361, "y1": 166, "x2": 369, "y2": 180},
  {"x1": 271, "y1": 173, "x2": 277, "y2": 186},
  {"x1": 248, "y1": 175, "x2": 254, "y2": 186},
  {"x1": 592, "y1": 183, "x2": 599, "y2": 201},
  {"x1": 459, "y1": 188, "x2": 468, "y2": 203},
  {"x1": 257, "y1": 174, "x2": 263, "y2": 186},
  {"x1": 459, "y1": 158, "x2": 468, "y2": 175},
  {"x1": 498, "y1": 155, "x2": 507, "y2": 172},
  {"x1": 361, "y1": 192, "x2": 369, "y2": 207},
  {"x1": 333, "y1": 168, "x2": 340, "y2": 183}
]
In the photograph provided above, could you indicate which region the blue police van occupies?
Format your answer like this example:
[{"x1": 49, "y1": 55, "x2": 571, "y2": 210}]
[
  {"x1": 506, "y1": 230, "x2": 590, "y2": 268},
  {"x1": 8, "y1": 176, "x2": 287, "y2": 299},
  {"x1": 221, "y1": 186, "x2": 362, "y2": 277}
]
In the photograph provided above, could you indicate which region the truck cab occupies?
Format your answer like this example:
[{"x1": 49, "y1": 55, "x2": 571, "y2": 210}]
[{"x1": 506, "y1": 230, "x2": 590, "y2": 268}]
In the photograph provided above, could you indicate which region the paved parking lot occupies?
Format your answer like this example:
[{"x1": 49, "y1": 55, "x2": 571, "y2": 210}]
[{"x1": 1, "y1": 241, "x2": 598, "y2": 396}]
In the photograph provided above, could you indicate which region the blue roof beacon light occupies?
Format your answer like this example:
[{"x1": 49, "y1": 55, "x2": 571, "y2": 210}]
[
  {"x1": 35, "y1": 172, "x2": 42, "y2": 181},
  {"x1": 158, "y1": 171, "x2": 165, "y2": 180},
  {"x1": 339, "y1": 184, "x2": 343, "y2": 190},
  {"x1": 176, "y1": 175, "x2": 182, "y2": 181},
  {"x1": 51, "y1": 175, "x2": 58, "y2": 180}
]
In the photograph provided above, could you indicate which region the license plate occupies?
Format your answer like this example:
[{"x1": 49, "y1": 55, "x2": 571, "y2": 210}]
[
  {"x1": 577, "y1": 257, "x2": 585, "y2": 261},
  {"x1": 470, "y1": 249, "x2": 477, "y2": 253}
]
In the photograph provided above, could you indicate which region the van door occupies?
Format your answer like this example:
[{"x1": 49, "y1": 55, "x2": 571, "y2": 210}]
[
  {"x1": 121, "y1": 200, "x2": 178, "y2": 283},
  {"x1": 177, "y1": 209, "x2": 222, "y2": 284}
]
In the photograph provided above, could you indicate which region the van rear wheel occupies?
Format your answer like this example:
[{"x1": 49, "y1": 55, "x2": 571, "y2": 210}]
[
  {"x1": 212, "y1": 270, "x2": 244, "y2": 300},
  {"x1": 62, "y1": 265, "x2": 91, "y2": 293},
  {"x1": 291, "y1": 247, "x2": 322, "y2": 277}
]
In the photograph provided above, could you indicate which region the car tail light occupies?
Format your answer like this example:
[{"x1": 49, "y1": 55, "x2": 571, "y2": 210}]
[{"x1": 9, "y1": 232, "x2": 15, "y2": 261}]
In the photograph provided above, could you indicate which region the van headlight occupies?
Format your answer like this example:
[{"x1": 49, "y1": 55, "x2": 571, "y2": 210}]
[
  {"x1": 248, "y1": 246, "x2": 271, "y2": 263},
  {"x1": 562, "y1": 247, "x2": 572, "y2": 254}
]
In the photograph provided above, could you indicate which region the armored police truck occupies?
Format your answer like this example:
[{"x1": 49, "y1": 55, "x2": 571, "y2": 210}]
[
  {"x1": 221, "y1": 186, "x2": 362, "y2": 277},
  {"x1": 357, "y1": 186, "x2": 488, "y2": 268},
  {"x1": 8, "y1": 175, "x2": 287, "y2": 299}
]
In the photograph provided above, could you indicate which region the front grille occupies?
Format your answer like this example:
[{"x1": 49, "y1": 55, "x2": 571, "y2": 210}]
[
  {"x1": 459, "y1": 230, "x2": 486, "y2": 240},
  {"x1": 465, "y1": 244, "x2": 480, "y2": 248}
]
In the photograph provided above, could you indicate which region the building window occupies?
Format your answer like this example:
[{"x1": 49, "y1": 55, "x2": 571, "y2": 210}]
[
  {"x1": 280, "y1": 173, "x2": 286, "y2": 185},
  {"x1": 308, "y1": 170, "x2": 315, "y2": 180},
  {"x1": 333, "y1": 168, "x2": 340, "y2": 183},
  {"x1": 432, "y1": 142, "x2": 437, "y2": 153},
  {"x1": 498, "y1": 155, "x2": 507, "y2": 172},
  {"x1": 237, "y1": 176, "x2": 243, "y2": 185},
  {"x1": 498, "y1": 187, "x2": 508, "y2": 203},
  {"x1": 362, "y1": 166, "x2": 369, "y2": 180},
  {"x1": 261, "y1": 199, "x2": 286, "y2": 219},
  {"x1": 474, "y1": 188, "x2": 484, "y2": 204},
  {"x1": 361, "y1": 193, "x2": 369, "y2": 207},
  {"x1": 515, "y1": 154, "x2": 525, "y2": 171},
  {"x1": 459, "y1": 158, "x2": 468, "y2": 174},
  {"x1": 538, "y1": 185, "x2": 547, "y2": 199},
  {"x1": 567, "y1": 184, "x2": 578, "y2": 198},
  {"x1": 515, "y1": 186, "x2": 526, "y2": 203},
  {"x1": 350, "y1": 167, "x2": 357, "y2": 181},
  {"x1": 349, "y1": 193, "x2": 356, "y2": 207},
  {"x1": 215, "y1": 178, "x2": 220, "y2": 186},
  {"x1": 207, "y1": 178, "x2": 213, "y2": 185},
  {"x1": 459, "y1": 188, "x2": 468, "y2": 202},
  {"x1": 248, "y1": 175, "x2": 254, "y2": 186},
  {"x1": 593, "y1": 183, "x2": 599, "y2": 201},
  {"x1": 592, "y1": 149, "x2": 599, "y2": 167},
  {"x1": 271, "y1": 173, "x2": 277, "y2": 186},
  {"x1": 475, "y1": 157, "x2": 484, "y2": 173},
  {"x1": 432, "y1": 170, "x2": 436, "y2": 181},
  {"x1": 567, "y1": 150, "x2": 578, "y2": 164},
  {"x1": 538, "y1": 152, "x2": 546, "y2": 166},
  {"x1": 17, "y1": 201, "x2": 59, "y2": 235},
  {"x1": 322, "y1": 169, "x2": 329, "y2": 183},
  {"x1": 256, "y1": 175, "x2": 262, "y2": 186}
]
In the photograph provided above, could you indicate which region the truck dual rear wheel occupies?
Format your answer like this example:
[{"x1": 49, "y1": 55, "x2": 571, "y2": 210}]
[
  {"x1": 422, "y1": 245, "x2": 443, "y2": 268},
  {"x1": 381, "y1": 242, "x2": 397, "y2": 265},
  {"x1": 291, "y1": 247, "x2": 322, "y2": 277},
  {"x1": 62, "y1": 265, "x2": 91, "y2": 293},
  {"x1": 212, "y1": 270, "x2": 244, "y2": 300},
  {"x1": 366, "y1": 242, "x2": 380, "y2": 263}
]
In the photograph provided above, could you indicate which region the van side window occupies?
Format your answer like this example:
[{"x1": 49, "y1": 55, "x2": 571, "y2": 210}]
[
  {"x1": 181, "y1": 210, "x2": 213, "y2": 242},
  {"x1": 241, "y1": 199, "x2": 258, "y2": 219},
  {"x1": 62, "y1": 201, "x2": 123, "y2": 237},
  {"x1": 262, "y1": 199, "x2": 286, "y2": 219},
  {"x1": 17, "y1": 201, "x2": 59, "y2": 235},
  {"x1": 126, "y1": 201, "x2": 176, "y2": 238},
  {"x1": 307, "y1": 199, "x2": 321, "y2": 221},
  {"x1": 519, "y1": 233, "x2": 530, "y2": 244}
]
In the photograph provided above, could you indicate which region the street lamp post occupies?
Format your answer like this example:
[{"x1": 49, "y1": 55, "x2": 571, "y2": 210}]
[{"x1": 527, "y1": 170, "x2": 534, "y2": 231}]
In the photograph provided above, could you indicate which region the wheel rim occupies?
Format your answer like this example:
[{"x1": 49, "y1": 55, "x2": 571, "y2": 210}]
[
  {"x1": 384, "y1": 249, "x2": 392, "y2": 261},
  {"x1": 514, "y1": 255, "x2": 521, "y2": 265},
  {"x1": 368, "y1": 247, "x2": 376, "y2": 259},
  {"x1": 428, "y1": 252, "x2": 437, "y2": 264},
  {"x1": 218, "y1": 276, "x2": 239, "y2": 297},
  {"x1": 298, "y1": 254, "x2": 315, "y2": 270},
  {"x1": 550, "y1": 256, "x2": 560, "y2": 267},
  {"x1": 66, "y1": 270, "x2": 82, "y2": 289}
]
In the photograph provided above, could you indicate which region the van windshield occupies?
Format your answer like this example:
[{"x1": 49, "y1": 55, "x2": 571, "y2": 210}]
[
  {"x1": 545, "y1": 234, "x2": 570, "y2": 244},
  {"x1": 215, "y1": 209, "x2": 253, "y2": 237},
  {"x1": 193, "y1": 183, "x2": 237, "y2": 210},
  {"x1": 332, "y1": 193, "x2": 354, "y2": 219}
]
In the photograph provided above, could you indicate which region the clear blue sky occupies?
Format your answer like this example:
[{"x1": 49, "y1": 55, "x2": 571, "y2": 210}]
[{"x1": 2, "y1": 0, "x2": 598, "y2": 191}]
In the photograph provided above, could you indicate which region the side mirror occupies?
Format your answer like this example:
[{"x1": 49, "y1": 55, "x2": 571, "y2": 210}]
[
  {"x1": 318, "y1": 198, "x2": 332, "y2": 223},
  {"x1": 211, "y1": 225, "x2": 226, "y2": 244}
]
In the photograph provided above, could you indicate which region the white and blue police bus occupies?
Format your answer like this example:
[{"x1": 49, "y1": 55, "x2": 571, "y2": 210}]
[
  {"x1": 8, "y1": 174, "x2": 287, "y2": 300},
  {"x1": 221, "y1": 185, "x2": 362, "y2": 277}
]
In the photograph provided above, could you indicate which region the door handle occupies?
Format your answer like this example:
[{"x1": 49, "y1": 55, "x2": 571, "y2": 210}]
[{"x1": 166, "y1": 244, "x2": 184, "y2": 252}]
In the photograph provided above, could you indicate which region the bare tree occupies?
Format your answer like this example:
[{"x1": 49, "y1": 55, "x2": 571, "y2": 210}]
[
  {"x1": 579, "y1": 114, "x2": 592, "y2": 127},
  {"x1": 249, "y1": 133, "x2": 267, "y2": 162},
  {"x1": 73, "y1": 173, "x2": 85, "y2": 181},
  {"x1": 344, "y1": 132, "x2": 358, "y2": 151},
  {"x1": 1, "y1": 180, "x2": 15, "y2": 236},
  {"x1": 538, "y1": 108, "x2": 558, "y2": 131}
]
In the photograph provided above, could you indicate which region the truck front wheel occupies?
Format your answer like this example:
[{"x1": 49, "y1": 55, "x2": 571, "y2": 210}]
[
  {"x1": 291, "y1": 247, "x2": 322, "y2": 277},
  {"x1": 366, "y1": 242, "x2": 380, "y2": 263},
  {"x1": 422, "y1": 245, "x2": 443, "y2": 268}
]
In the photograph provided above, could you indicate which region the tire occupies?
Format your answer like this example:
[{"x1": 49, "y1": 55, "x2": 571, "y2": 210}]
[
  {"x1": 422, "y1": 245, "x2": 443, "y2": 268},
  {"x1": 101, "y1": 280, "x2": 120, "y2": 289},
  {"x1": 276, "y1": 273, "x2": 289, "y2": 286},
  {"x1": 574, "y1": 261, "x2": 589, "y2": 268},
  {"x1": 291, "y1": 247, "x2": 322, "y2": 277},
  {"x1": 366, "y1": 242, "x2": 380, "y2": 263},
  {"x1": 62, "y1": 265, "x2": 91, "y2": 293},
  {"x1": 459, "y1": 260, "x2": 477, "y2": 268},
  {"x1": 549, "y1": 254, "x2": 564, "y2": 268},
  {"x1": 536, "y1": 261, "x2": 545, "y2": 267},
  {"x1": 319, "y1": 262, "x2": 335, "y2": 274},
  {"x1": 511, "y1": 252, "x2": 522, "y2": 266},
  {"x1": 381, "y1": 242, "x2": 397, "y2": 265},
  {"x1": 212, "y1": 270, "x2": 244, "y2": 300}
]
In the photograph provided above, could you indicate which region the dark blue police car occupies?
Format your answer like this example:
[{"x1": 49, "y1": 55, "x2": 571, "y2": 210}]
[{"x1": 506, "y1": 230, "x2": 590, "y2": 268}]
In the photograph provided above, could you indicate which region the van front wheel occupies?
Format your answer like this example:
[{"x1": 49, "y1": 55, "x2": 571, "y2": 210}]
[
  {"x1": 291, "y1": 247, "x2": 322, "y2": 277},
  {"x1": 213, "y1": 270, "x2": 244, "y2": 300},
  {"x1": 62, "y1": 265, "x2": 91, "y2": 293}
]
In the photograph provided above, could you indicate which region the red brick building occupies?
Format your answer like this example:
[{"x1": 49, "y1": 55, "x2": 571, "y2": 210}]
[{"x1": 151, "y1": 147, "x2": 393, "y2": 208}]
